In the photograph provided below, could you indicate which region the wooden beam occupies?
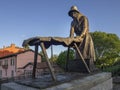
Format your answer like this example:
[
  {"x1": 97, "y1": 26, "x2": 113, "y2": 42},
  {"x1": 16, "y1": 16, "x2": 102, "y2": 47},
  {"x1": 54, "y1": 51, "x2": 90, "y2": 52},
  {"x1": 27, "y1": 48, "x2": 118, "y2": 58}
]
[
  {"x1": 40, "y1": 43, "x2": 56, "y2": 81},
  {"x1": 74, "y1": 43, "x2": 91, "y2": 73},
  {"x1": 51, "y1": 45, "x2": 53, "y2": 64},
  {"x1": 66, "y1": 47, "x2": 70, "y2": 72},
  {"x1": 32, "y1": 45, "x2": 39, "y2": 79}
]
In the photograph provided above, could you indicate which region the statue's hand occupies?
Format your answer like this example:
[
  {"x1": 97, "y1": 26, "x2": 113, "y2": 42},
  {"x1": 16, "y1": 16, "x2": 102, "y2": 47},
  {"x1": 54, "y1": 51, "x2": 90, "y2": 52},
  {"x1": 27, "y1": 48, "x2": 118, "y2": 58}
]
[{"x1": 74, "y1": 36, "x2": 83, "y2": 42}]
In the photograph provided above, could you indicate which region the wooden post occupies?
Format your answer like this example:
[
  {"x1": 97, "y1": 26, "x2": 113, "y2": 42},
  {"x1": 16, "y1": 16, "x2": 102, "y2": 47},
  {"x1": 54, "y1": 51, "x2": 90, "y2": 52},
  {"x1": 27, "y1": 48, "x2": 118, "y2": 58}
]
[
  {"x1": 40, "y1": 43, "x2": 56, "y2": 81},
  {"x1": 74, "y1": 43, "x2": 91, "y2": 73},
  {"x1": 32, "y1": 45, "x2": 39, "y2": 79},
  {"x1": 66, "y1": 47, "x2": 70, "y2": 72},
  {"x1": 51, "y1": 45, "x2": 53, "y2": 64}
]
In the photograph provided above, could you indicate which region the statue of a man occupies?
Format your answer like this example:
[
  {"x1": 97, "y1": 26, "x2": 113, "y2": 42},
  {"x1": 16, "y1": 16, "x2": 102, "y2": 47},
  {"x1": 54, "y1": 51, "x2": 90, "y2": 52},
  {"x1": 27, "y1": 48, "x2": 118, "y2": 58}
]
[{"x1": 68, "y1": 6, "x2": 95, "y2": 70}]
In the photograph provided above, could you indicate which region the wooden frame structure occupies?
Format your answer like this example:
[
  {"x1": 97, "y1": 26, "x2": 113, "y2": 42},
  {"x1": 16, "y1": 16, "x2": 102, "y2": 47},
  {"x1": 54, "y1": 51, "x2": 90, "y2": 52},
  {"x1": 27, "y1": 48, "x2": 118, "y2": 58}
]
[{"x1": 22, "y1": 37, "x2": 91, "y2": 81}]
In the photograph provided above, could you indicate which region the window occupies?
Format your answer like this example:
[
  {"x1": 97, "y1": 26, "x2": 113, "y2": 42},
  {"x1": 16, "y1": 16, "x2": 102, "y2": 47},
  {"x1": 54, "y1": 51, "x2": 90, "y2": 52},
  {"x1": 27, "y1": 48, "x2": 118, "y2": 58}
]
[
  {"x1": 5, "y1": 70, "x2": 7, "y2": 76},
  {"x1": 0, "y1": 70, "x2": 2, "y2": 78},
  {"x1": 11, "y1": 70, "x2": 14, "y2": 77},
  {"x1": 11, "y1": 58, "x2": 14, "y2": 66},
  {"x1": 24, "y1": 70, "x2": 32, "y2": 76},
  {"x1": 0, "y1": 61, "x2": 2, "y2": 66},
  {"x1": 4, "y1": 60, "x2": 8, "y2": 65}
]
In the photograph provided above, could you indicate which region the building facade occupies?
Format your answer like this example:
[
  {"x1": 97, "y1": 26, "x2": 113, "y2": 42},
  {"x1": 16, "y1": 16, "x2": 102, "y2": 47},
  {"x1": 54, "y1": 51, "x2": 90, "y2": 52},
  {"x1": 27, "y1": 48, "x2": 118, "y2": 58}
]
[{"x1": 0, "y1": 50, "x2": 41, "y2": 78}]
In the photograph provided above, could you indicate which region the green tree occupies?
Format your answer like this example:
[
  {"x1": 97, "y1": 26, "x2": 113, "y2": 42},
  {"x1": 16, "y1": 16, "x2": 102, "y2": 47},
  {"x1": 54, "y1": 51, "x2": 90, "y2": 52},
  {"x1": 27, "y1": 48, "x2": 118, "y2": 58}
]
[
  {"x1": 56, "y1": 49, "x2": 75, "y2": 69},
  {"x1": 91, "y1": 31, "x2": 120, "y2": 68},
  {"x1": 23, "y1": 44, "x2": 30, "y2": 50},
  {"x1": 49, "y1": 54, "x2": 58, "y2": 62},
  {"x1": 39, "y1": 51, "x2": 46, "y2": 62}
]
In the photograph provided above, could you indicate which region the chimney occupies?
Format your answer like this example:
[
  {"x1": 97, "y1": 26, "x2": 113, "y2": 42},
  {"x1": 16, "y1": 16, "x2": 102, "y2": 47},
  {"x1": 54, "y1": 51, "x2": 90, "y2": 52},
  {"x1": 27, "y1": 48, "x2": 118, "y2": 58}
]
[
  {"x1": 3, "y1": 46, "x2": 5, "y2": 48},
  {"x1": 11, "y1": 44, "x2": 15, "y2": 48}
]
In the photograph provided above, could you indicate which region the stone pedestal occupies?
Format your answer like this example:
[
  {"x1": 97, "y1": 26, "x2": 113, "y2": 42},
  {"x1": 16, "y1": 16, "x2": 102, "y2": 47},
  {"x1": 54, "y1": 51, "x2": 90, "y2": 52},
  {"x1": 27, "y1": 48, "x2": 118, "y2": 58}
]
[
  {"x1": 43, "y1": 72, "x2": 113, "y2": 90},
  {"x1": 1, "y1": 72, "x2": 112, "y2": 90}
]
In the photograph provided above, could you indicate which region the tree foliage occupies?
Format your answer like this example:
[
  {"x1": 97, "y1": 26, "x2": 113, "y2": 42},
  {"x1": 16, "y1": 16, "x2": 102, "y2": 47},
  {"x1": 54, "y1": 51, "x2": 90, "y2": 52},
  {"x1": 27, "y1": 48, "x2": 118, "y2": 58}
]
[
  {"x1": 49, "y1": 54, "x2": 58, "y2": 62},
  {"x1": 23, "y1": 44, "x2": 30, "y2": 50},
  {"x1": 56, "y1": 49, "x2": 75, "y2": 69},
  {"x1": 91, "y1": 31, "x2": 120, "y2": 68},
  {"x1": 39, "y1": 51, "x2": 46, "y2": 62}
]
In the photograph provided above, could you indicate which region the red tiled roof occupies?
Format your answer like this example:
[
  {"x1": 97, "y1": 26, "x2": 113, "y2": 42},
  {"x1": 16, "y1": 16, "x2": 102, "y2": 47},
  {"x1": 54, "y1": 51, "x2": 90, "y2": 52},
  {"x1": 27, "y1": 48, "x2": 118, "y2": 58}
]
[
  {"x1": 0, "y1": 49, "x2": 40, "y2": 59},
  {"x1": 19, "y1": 62, "x2": 59, "y2": 69},
  {"x1": 0, "y1": 44, "x2": 25, "y2": 57}
]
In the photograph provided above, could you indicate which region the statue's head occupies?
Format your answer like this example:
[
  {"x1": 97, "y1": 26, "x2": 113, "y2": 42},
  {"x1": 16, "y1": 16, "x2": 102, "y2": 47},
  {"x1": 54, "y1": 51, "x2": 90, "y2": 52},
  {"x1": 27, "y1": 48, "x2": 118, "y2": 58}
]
[{"x1": 68, "y1": 6, "x2": 80, "y2": 17}]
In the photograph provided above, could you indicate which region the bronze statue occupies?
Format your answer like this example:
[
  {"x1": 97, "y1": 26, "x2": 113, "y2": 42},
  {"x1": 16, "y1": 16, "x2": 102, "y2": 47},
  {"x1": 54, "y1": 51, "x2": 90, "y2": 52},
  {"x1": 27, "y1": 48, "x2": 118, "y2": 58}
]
[
  {"x1": 68, "y1": 6, "x2": 96, "y2": 70},
  {"x1": 22, "y1": 6, "x2": 96, "y2": 80}
]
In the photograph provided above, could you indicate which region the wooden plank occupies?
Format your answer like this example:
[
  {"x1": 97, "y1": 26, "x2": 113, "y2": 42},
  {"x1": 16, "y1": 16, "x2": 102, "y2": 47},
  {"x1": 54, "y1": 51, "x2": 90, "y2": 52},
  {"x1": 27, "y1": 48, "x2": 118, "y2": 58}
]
[
  {"x1": 66, "y1": 47, "x2": 70, "y2": 72},
  {"x1": 32, "y1": 45, "x2": 39, "y2": 79},
  {"x1": 40, "y1": 43, "x2": 56, "y2": 81},
  {"x1": 74, "y1": 43, "x2": 91, "y2": 73}
]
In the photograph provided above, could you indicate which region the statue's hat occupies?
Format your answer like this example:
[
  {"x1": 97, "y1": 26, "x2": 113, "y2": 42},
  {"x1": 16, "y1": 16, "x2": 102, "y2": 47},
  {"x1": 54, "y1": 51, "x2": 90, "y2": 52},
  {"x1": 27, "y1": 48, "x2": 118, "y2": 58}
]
[{"x1": 68, "y1": 6, "x2": 80, "y2": 16}]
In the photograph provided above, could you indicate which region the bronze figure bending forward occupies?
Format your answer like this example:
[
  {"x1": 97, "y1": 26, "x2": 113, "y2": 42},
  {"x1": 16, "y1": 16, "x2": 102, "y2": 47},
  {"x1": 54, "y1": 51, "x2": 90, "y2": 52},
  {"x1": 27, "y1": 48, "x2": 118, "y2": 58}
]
[{"x1": 22, "y1": 6, "x2": 96, "y2": 81}]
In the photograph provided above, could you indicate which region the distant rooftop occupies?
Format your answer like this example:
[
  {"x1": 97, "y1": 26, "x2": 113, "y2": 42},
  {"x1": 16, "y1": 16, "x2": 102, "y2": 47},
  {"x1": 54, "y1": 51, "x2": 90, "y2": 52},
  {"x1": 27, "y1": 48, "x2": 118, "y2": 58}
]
[{"x1": 0, "y1": 44, "x2": 25, "y2": 57}]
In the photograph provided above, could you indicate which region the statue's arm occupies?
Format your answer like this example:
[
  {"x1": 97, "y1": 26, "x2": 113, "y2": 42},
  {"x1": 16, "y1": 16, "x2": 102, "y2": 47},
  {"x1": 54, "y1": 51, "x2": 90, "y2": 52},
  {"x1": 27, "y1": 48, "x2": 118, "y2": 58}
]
[
  {"x1": 69, "y1": 22, "x2": 74, "y2": 38},
  {"x1": 80, "y1": 16, "x2": 89, "y2": 38}
]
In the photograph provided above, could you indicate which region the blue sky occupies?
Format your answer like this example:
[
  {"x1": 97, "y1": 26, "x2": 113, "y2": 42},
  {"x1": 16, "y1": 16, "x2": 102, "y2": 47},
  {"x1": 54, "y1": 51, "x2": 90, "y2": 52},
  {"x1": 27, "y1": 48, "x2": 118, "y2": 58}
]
[{"x1": 0, "y1": 0, "x2": 120, "y2": 56}]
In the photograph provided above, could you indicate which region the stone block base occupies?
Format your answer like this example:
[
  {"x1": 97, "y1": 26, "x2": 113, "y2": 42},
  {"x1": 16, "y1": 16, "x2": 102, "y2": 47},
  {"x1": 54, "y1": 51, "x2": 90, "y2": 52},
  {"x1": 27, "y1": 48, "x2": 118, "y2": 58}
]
[{"x1": 1, "y1": 72, "x2": 112, "y2": 90}]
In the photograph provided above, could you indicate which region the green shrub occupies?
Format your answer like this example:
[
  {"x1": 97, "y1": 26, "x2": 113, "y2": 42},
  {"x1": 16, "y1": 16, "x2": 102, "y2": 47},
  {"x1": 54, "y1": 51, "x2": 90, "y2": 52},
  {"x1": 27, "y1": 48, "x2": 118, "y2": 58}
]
[
  {"x1": 56, "y1": 49, "x2": 74, "y2": 69},
  {"x1": 103, "y1": 65, "x2": 120, "y2": 76}
]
